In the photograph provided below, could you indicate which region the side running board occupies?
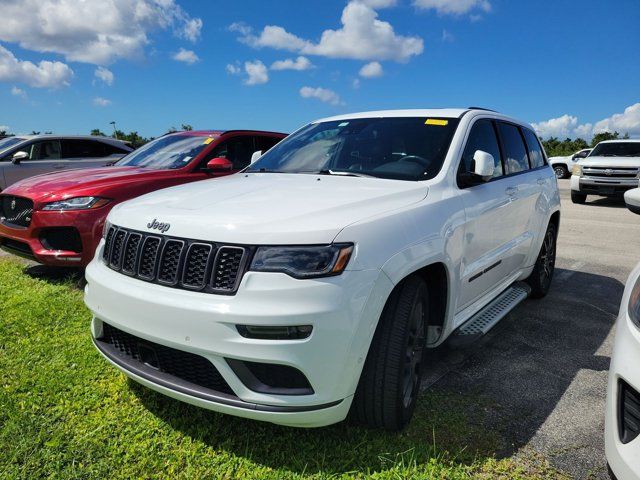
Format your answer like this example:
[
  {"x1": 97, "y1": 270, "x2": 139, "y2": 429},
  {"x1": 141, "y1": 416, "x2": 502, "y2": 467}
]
[{"x1": 448, "y1": 282, "x2": 531, "y2": 348}]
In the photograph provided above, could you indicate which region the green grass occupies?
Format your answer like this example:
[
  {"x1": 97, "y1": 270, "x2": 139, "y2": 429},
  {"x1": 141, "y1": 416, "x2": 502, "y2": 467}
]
[{"x1": 0, "y1": 259, "x2": 565, "y2": 479}]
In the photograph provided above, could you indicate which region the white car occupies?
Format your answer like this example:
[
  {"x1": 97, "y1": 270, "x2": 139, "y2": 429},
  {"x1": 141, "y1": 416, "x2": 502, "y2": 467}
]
[
  {"x1": 570, "y1": 140, "x2": 640, "y2": 204},
  {"x1": 548, "y1": 148, "x2": 591, "y2": 179},
  {"x1": 84, "y1": 108, "x2": 560, "y2": 429},
  {"x1": 605, "y1": 190, "x2": 640, "y2": 480}
]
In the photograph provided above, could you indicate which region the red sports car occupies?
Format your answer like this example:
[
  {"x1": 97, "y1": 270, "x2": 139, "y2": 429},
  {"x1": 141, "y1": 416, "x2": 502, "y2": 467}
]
[{"x1": 0, "y1": 129, "x2": 286, "y2": 267}]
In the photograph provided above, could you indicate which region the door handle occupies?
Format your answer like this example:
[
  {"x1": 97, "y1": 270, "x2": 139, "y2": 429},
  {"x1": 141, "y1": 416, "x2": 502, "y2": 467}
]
[
  {"x1": 537, "y1": 178, "x2": 546, "y2": 185},
  {"x1": 505, "y1": 186, "x2": 518, "y2": 197}
]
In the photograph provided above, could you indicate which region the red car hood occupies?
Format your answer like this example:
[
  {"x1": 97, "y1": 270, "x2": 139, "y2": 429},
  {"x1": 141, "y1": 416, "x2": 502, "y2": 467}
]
[{"x1": 3, "y1": 167, "x2": 174, "y2": 201}]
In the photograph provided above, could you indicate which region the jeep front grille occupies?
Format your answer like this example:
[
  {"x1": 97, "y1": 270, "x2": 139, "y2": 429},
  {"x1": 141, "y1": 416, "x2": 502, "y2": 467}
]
[
  {"x1": 102, "y1": 225, "x2": 250, "y2": 295},
  {"x1": 0, "y1": 195, "x2": 34, "y2": 228}
]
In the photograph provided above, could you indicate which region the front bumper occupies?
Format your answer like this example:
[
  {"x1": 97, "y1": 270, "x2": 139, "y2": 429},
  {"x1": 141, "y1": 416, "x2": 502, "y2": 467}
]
[
  {"x1": 0, "y1": 208, "x2": 107, "y2": 267},
  {"x1": 571, "y1": 175, "x2": 638, "y2": 196},
  {"x1": 605, "y1": 268, "x2": 640, "y2": 480},
  {"x1": 85, "y1": 250, "x2": 392, "y2": 427}
]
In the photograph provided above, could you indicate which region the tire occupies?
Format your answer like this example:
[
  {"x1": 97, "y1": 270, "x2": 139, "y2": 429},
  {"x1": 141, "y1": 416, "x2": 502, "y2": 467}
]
[
  {"x1": 571, "y1": 191, "x2": 587, "y2": 204},
  {"x1": 553, "y1": 165, "x2": 568, "y2": 179},
  {"x1": 526, "y1": 222, "x2": 557, "y2": 298},
  {"x1": 350, "y1": 275, "x2": 429, "y2": 431}
]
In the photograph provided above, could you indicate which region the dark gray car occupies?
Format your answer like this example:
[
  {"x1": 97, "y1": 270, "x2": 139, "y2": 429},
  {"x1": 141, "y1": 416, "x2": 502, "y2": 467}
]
[{"x1": 0, "y1": 135, "x2": 133, "y2": 190}]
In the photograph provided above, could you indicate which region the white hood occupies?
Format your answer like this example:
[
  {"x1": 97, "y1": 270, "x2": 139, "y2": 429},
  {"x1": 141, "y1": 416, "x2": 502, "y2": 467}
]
[
  {"x1": 579, "y1": 156, "x2": 640, "y2": 168},
  {"x1": 109, "y1": 172, "x2": 429, "y2": 244}
]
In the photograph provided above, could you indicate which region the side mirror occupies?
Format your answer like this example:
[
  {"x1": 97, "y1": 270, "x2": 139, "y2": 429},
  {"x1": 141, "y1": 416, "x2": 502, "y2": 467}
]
[
  {"x1": 250, "y1": 150, "x2": 262, "y2": 164},
  {"x1": 472, "y1": 150, "x2": 495, "y2": 179},
  {"x1": 624, "y1": 187, "x2": 640, "y2": 215},
  {"x1": 206, "y1": 157, "x2": 233, "y2": 176},
  {"x1": 11, "y1": 151, "x2": 28, "y2": 164}
]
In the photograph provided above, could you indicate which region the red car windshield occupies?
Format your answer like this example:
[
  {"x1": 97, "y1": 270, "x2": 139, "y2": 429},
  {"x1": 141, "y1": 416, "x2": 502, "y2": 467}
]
[{"x1": 115, "y1": 134, "x2": 213, "y2": 170}]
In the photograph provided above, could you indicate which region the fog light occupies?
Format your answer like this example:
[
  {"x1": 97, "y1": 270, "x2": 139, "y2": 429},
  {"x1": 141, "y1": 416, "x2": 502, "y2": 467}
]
[{"x1": 236, "y1": 325, "x2": 312, "y2": 340}]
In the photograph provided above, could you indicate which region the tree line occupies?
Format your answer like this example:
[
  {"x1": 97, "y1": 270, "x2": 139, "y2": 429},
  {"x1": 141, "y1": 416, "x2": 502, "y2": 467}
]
[{"x1": 541, "y1": 131, "x2": 630, "y2": 157}]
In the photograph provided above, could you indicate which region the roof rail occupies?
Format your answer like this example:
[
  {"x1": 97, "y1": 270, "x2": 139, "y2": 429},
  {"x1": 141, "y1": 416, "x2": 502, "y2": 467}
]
[{"x1": 467, "y1": 106, "x2": 497, "y2": 112}]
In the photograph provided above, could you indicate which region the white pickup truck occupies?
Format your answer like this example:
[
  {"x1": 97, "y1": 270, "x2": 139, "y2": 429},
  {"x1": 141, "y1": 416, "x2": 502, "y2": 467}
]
[
  {"x1": 570, "y1": 140, "x2": 640, "y2": 204},
  {"x1": 548, "y1": 148, "x2": 591, "y2": 179},
  {"x1": 85, "y1": 108, "x2": 560, "y2": 430}
]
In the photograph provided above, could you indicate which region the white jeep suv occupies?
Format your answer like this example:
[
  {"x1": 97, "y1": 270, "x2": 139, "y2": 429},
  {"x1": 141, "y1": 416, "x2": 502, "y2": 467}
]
[{"x1": 85, "y1": 108, "x2": 560, "y2": 430}]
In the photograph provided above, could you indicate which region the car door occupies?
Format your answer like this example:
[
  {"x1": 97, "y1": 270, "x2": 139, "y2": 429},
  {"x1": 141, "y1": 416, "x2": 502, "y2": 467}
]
[
  {"x1": 456, "y1": 118, "x2": 517, "y2": 311},
  {"x1": 60, "y1": 139, "x2": 114, "y2": 170},
  {"x1": 2, "y1": 139, "x2": 65, "y2": 187}
]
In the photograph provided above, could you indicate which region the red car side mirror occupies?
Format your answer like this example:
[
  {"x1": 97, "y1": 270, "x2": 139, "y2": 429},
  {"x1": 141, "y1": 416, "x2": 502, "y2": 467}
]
[{"x1": 206, "y1": 157, "x2": 233, "y2": 176}]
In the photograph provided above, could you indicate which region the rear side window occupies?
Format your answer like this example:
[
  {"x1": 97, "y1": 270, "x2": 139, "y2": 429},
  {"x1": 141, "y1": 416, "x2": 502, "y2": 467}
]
[
  {"x1": 498, "y1": 123, "x2": 529, "y2": 174},
  {"x1": 211, "y1": 136, "x2": 256, "y2": 170},
  {"x1": 62, "y1": 140, "x2": 106, "y2": 159},
  {"x1": 461, "y1": 119, "x2": 503, "y2": 178},
  {"x1": 103, "y1": 143, "x2": 131, "y2": 155},
  {"x1": 522, "y1": 129, "x2": 546, "y2": 168}
]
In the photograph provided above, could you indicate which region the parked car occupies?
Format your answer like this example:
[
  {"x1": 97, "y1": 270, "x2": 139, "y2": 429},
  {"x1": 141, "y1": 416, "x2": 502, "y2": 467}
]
[
  {"x1": 605, "y1": 192, "x2": 640, "y2": 480},
  {"x1": 0, "y1": 135, "x2": 133, "y2": 190},
  {"x1": 570, "y1": 140, "x2": 640, "y2": 204},
  {"x1": 85, "y1": 108, "x2": 560, "y2": 430},
  {"x1": 625, "y1": 185, "x2": 640, "y2": 214},
  {"x1": 548, "y1": 148, "x2": 591, "y2": 179},
  {"x1": 0, "y1": 130, "x2": 285, "y2": 267}
]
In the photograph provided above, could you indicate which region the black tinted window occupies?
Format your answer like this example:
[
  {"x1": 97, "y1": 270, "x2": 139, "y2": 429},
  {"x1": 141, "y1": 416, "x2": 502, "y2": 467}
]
[
  {"x1": 522, "y1": 129, "x2": 546, "y2": 168},
  {"x1": 498, "y1": 123, "x2": 529, "y2": 174},
  {"x1": 212, "y1": 136, "x2": 255, "y2": 169},
  {"x1": 103, "y1": 143, "x2": 130, "y2": 155},
  {"x1": 591, "y1": 142, "x2": 640, "y2": 157},
  {"x1": 257, "y1": 136, "x2": 283, "y2": 153},
  {"x1": 461, "y1": 119, "x2": 503, "y2": 178},
  {"x1": 62, "y1": 140, "x2": 106, "y2": 158}
]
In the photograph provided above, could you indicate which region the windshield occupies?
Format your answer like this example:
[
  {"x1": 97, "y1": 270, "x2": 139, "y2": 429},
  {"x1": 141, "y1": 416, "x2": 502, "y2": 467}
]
[
  {"x1": 590, "y1": 142, "x2": 640, "y2": 157},
  {"x1": 115, "y1": 134, "x2": 212, "y2": 169},
  {"x1": 0, "y1": 137, "x2": 26, "y2": 152},
  {"x1": 247, "y1": 117, "x2": 460, "y2": 181}
]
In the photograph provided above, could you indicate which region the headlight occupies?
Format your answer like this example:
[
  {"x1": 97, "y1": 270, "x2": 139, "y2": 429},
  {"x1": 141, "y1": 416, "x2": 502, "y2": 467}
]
[
  {"x1": 629, "y1": 274, "x2": 640, "y2": 328},
  {"x1": 250, "y1": 244, "x2": 353, "y2": 279},
  {"x1": 42, "y1": 197, "x2": 111, "y2": 211},
  {"x1": 571, "y1": 164, "x2": 582, "y2": 176}
]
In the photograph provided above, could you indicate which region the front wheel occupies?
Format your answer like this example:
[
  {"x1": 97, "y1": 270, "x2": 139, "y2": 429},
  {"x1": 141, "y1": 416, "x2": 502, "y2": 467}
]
[
  {"x1": 571, "y1": 191, "x2": 587, "y2": 204},
  {"x1": 350, "y1": 275, "x2": 429, "y2": 431},
  {"x1": 553, "y1": 165, "x2": 568, "y2": 179},
  {"x1": 526, "y1": 223, "x2": 557, "y2": 298}
]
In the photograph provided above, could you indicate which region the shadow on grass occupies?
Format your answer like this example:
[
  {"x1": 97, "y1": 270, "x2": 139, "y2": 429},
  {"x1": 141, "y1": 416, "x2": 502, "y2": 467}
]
[
  {"x1": 131, "y1": 379, "x2": 501, "y2": 476},
  {"x1": 23, "y1": 264, "x2": 86, "y2": 288}
]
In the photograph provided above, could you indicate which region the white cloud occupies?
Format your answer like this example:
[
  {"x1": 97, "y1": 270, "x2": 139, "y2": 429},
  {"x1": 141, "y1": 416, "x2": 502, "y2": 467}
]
[
  {"x1": 232, "y1": 1, "x2": 423, "y2": 63},
  {"x1": 226, "y1": 62, "x2": 241, "y2": 75},
  {"x1": 0, "y1": 45, "x2": 73, "y2": 88},
  {"x1": 0, "y1": 125, "x2": 10, "y2": 133},
  {"x1": 360, "y1": 0, "x2": 398, "y2": 7},
  {"x1": 271, "y1": 56, "x2": 313, "y2": 71},
  {"x1": 359, "y1": 61, "x2": 383, "y2": 78},
  {"x1": 300, "y1": 86, "x2": 342, "y2": 106},
  {"x1": 172, "y1": 48, "x2": 199, "y2": 65},
  {"x1": 94, "y1": 66, "x2": 114, "y2": 86},
  {"x1": 93, "y1": 97, "x2": 112, "y2": 107},
  {"x1": 0, "y1": 0, "x2": 202, "y2": 65},
  {"x1": 11, "y1": 86, "x2": 27, "y2": 99},
  {"x1": 441, "y1": 29, "x2": 455, "y2": 42},
  {"x1": 352, "y1": 78, "x2": 361, "y2": 89},
  {"x1": 532, "y1": 103, "x2": 640, "y2": 139},
  {"x1": 413, "y1": 0, "x2": 491, "y2": 15},
  {"x1": 244, "y1": 60, "x2": 269, "y2": 85}
]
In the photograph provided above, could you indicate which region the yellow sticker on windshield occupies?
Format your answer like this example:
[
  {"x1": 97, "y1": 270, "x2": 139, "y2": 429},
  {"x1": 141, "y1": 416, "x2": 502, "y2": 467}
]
[
  {"x1": 203, "y1": 137, "x2": 214, "y2": 144},
  {"x1": 425, "y1": 119, "x2": 448, "y2": 126}
]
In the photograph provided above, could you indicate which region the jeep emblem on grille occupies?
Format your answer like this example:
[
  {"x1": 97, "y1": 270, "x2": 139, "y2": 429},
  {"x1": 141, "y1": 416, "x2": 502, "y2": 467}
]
[{"x1": 147, "y1": 219, "x2": 170, "y2": 233}]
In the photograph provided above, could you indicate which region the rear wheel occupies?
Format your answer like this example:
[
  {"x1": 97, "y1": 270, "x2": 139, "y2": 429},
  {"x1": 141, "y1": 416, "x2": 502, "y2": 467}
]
[
  {"x1": 571, "y1": 191, "x2": 587, "y2": 204},
  {"x1": 350, "y1": 275, "x2": 429, "y2": 431},
  {"x1": 553, "y1": 165, "x2": 568, "y2": 179},
  {"x1": 526, "y1": 223, "x2": 557, "y2": 298}
]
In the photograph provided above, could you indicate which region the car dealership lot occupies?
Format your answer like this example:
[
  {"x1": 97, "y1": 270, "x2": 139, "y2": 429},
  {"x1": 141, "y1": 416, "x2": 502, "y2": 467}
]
[
  {"x1": 425, "y1": 179, "x2": 640, "y2": 479},
  {"x1": 0, "y1": 178, "x2": 638, "y2": 479}
]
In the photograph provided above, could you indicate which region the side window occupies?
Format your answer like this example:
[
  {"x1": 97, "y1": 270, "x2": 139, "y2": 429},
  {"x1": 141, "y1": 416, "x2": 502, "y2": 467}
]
[
  {"x1": 210, "y1": 136, "x2": 256, "y2": 170},
  {"x1": 103, "y1": 143, "x2": 130, "y2": 155},
  {"x1": 498, "y1": 123, "x2": 529, "y2": 174},
  {"x1": 257, "y1": 136, "x2": 282, "y2": 153},
  {"x1": 29, "y1": 140, "x2": 62, "y2": 160},
  {"x1": 460, "y1": 119, "x2": 503, "y2": 179},
  {"x1": 522, "y1": 128, "x2": 546, "y2": 168},
  {"x1": 62, "y1": 140, "x2": 107, "y2": 159}
]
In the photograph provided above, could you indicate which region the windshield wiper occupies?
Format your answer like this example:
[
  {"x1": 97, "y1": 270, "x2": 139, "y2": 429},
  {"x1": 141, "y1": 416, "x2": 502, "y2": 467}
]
[{"x1": 317, "y1": 169, "x2": 375, "y2": 178}]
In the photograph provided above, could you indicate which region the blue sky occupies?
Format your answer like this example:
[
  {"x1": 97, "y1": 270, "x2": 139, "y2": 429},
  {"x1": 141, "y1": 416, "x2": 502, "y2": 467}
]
[{"x1": 1, "y1": 0, "x2": 639, "y2": 139}]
